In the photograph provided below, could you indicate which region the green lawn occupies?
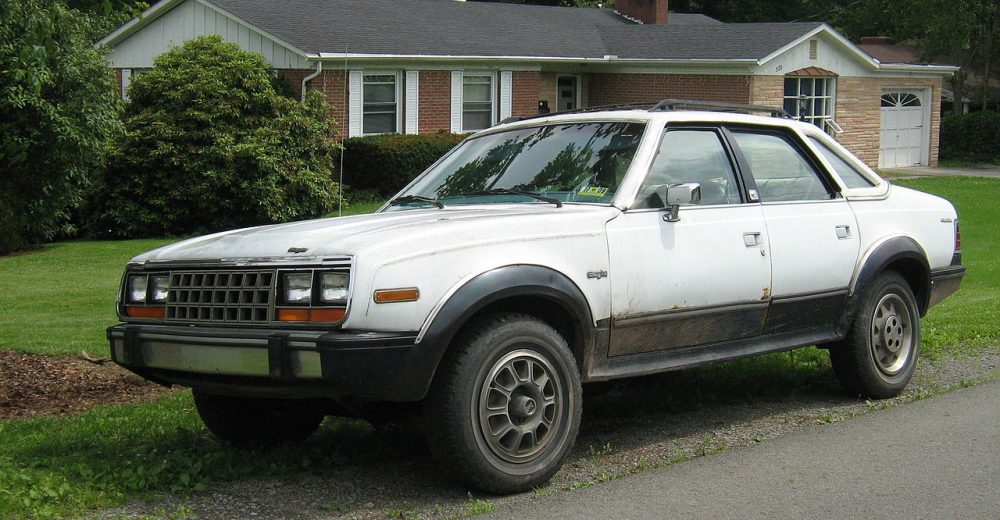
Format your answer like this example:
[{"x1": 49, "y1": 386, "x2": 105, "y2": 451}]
[
  {"x1": 0, "y1": 178, "x2": 996, "y2": 518},
  {"x1": 0, "y1": 239, "x2": 174, "y2": 355}
]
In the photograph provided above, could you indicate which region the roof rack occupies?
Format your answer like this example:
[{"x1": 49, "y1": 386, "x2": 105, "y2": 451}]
[
  {"x1": 495, "y1": 99, "x2": 789, "y2": 126},
  {"x1": 650, "y1": 99, "x2": 790, "y2": 118}
]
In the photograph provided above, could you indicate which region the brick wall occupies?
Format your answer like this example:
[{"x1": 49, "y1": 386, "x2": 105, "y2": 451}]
[
  {"x1": 588, "y1": 73, "x2": 752, "y2": 106},
  {"x1": 276, "y1": 69, "x2": 310, "y2": 100},
  {"x1": 312, "y1": 70, "x2": 349, "y2": 138},
  {"x1": 419, "y1": 70, "x2": 452, "y2": 133},
  {"x1": 512, "y1": 71, "x2": 540, "y2": 118}
]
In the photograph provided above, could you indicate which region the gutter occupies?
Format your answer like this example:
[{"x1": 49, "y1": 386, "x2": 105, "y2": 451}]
[
  {"x1": 307, "y1": 53, "x2": 758, "y2": 67},
  {"x1": 300, "y1": 61, "x2": 323, "y2": 102}
]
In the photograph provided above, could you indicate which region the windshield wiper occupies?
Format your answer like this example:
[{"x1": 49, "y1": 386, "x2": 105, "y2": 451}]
[
  {"x1": 462, "y1": 188, "x2": 563, "y2": 208},
  {"x1": 388, "y1": 195, "x2": 444, "y2": 209}
]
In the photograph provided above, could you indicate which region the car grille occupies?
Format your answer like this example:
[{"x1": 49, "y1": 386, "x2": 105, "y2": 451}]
[{"x1": 166, "y1": 270, "x2": 275, "y2": 324}]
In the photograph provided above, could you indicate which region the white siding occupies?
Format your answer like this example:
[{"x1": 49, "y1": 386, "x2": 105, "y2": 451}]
[
  {"x1": 405, "y1": 70, "x2": 419, "y2": 135},
  {"x1": 108, "y1": 0, "x2": 309, "y2": 69},
  {"x1": 758, "y1": 34, "x2": 872, "y2": 77}
]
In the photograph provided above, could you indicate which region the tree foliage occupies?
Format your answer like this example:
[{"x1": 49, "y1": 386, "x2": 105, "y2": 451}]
[
  {"x1": 0, "y1": 0, "x2": 123, "y2": 254},
  {"x1": 84, "y1": 36, "x2": 340, "y2": 239}
]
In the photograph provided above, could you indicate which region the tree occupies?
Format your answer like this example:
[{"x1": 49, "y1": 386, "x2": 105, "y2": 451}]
[
  {"x1": 84, "y1": 36, "x2": 340, "y2": 238},
  {"x1": 0, "y1": 0, "x2": 123, "y2": 254}
]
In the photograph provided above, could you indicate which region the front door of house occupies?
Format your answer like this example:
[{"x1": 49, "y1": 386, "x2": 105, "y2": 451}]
[{"x1": 557, "y1": 76, "x2": 578, "y2": 111}]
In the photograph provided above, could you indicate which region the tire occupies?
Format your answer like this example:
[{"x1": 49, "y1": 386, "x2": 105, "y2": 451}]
[
  {"x1": 830, "y1": 271, "x2": 921, "y2": 399},
  {"x1": 424, "y1": 313, "x2": 582, "y2": 494},
  {"x1": 193, "y1": 391, "x2": 325, "y2": 447}
]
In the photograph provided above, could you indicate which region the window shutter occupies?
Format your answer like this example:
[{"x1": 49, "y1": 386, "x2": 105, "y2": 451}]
[
  {"x1": 348, "y1": 70, "x2": 363, "y2": 137},
  {"x1": 405, "y1": 70, "x2": 419, "y2": 135},
  {"x1": 121, "y1": 69, "x2": 132, "y2": 100},
  {"x1": 451, "y1": 71, "x2": 463, "y2": 133},
  {"x1": 499, "y1": 71, "x2": 512, "y2": 121}
]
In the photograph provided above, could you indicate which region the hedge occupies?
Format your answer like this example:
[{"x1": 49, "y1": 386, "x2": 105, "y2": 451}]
[
  {"x1": 939, "y1": 112, "x2": 1000, "y2": 163},
  {"x1": 339, "y1": 132, "x2": 465, "y2": 198}
]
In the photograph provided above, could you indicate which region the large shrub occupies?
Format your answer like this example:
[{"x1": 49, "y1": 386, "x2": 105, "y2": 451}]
[
  {"x1": 0, "y1": 0, "x2": 123, "y2": 254},
  {"x1": 340, "y1": 133, "x2": 465, "y2": 198},
  {"x1": 85, "y1": 36, "x2": 339, "y2": 238},
  {"x1": 939, "y1": 111, "x2": 1000, "y2": 163}
]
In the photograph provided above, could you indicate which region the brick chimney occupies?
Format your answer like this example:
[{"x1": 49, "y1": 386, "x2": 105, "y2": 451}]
[{"x1": 616, "y1": 0, "x2": 668, "y2": 25}]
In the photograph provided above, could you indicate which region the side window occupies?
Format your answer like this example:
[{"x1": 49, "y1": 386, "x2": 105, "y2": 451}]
[
  {"x1": 730, "y1": 131, "x2": 832, "y2": 202},
  {"x1": 635, "y1": 129, "x2": 742, "y2": 209},
  {"x1": 808, "y1": 136, "x2": 876, "y2": 189}
]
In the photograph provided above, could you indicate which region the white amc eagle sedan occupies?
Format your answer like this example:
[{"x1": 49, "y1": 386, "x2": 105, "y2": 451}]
[{"x1": 109, "y1": 100, "x2": 964, "y2": 493}]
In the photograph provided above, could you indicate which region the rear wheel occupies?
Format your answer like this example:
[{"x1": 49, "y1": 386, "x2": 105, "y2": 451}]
[
  {"x1": 830, "y1": 271, "x2": 920, "y2": 399},
  {"x1": 424, "y1": 313, "x2": 582, "y2": 494},
  {"x1": 193, "y1": 391, "x2": 325, "y2": 447}
]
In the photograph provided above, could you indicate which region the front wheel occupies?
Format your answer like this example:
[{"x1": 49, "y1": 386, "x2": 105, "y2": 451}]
[
  {"x1": 830, "y1": 271, "x2": 920, "y2": 399},
  {"x1": 424, "y1": 313, "x2": 582, "y2": 494}
]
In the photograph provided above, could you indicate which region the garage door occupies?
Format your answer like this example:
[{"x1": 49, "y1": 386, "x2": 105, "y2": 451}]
[{"x1": 879, "y1": 91, "x2": 928, "y2": 168}]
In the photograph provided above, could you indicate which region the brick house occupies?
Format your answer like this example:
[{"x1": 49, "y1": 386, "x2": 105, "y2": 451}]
[{"x1": 98, "y1": 0, "x2": 956, "y2": 168}]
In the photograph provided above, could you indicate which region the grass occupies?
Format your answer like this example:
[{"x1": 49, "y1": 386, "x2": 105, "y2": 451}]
[
  {"x1": 0, "y1": 239, "x2": 174, "y2": 356},
  {"x1": 0, "y1": 392, "x2": 423, "y2": 519},
  {"x1": 0, "y1": 177, "x2": 997, "y2": 518}
]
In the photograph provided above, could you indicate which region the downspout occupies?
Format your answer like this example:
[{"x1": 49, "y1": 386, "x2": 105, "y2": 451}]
[{"x1": 300, "y1": 61, "x2": 323, "y2": 102}]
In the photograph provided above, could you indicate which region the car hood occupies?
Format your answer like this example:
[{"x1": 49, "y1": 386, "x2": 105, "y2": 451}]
[{"x1": 131, "y1": 204, "x2": 619, "y2": 265}]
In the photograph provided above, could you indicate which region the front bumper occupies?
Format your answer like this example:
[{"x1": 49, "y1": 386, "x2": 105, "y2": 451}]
[{"x1": 108, "y1": 324, "x2": 421, "y2": 400}]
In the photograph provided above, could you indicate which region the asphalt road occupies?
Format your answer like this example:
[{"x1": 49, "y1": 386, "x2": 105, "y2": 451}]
[{"x1": 490, "y1": 380, "x2": 1000, "y2": 520}]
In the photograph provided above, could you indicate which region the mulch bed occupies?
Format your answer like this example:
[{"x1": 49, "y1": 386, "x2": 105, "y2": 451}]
[{"x1": 0, "y1": 350, "x2": 172, "y2": 419}]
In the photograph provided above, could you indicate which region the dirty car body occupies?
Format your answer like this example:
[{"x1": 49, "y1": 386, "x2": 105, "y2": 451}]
[{"x1": 109, "y1": 104, "x2": 965, "y2": 493}]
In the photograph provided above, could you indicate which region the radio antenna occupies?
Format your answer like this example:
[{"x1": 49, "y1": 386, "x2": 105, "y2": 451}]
[{"x1": 338, "y1": 45, "x2": 348, "y2": 217}]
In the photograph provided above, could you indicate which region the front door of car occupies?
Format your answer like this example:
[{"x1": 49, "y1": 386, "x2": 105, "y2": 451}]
[
  {"x1": 605, "y1": 127, "x2": 772, "y2": 356},
  {"x1": 727, "y1": 127, "x2": 860, "y2": 334}
]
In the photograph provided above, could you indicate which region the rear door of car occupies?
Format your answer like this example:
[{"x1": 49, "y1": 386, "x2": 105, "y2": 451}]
[{"x1": 726, "y1": 125, "x2": 860, "y2": 335}]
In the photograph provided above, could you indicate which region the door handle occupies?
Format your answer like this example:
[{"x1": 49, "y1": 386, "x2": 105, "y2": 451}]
[
  {"x1": 835, "y1": 225, "x2": 852, "y2": 239},
  {"x1": 743, "y1": 232, "x2": 762, "y2": 247}
]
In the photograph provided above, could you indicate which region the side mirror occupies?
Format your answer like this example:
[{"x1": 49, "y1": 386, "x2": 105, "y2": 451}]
[{"x1": 663, "y1": 183, "x2": 701, "y2": 222}]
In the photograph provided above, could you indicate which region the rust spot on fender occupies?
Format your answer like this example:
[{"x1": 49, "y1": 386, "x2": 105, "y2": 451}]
[{"x1": 761, "y1": 287, "x2": 771, "y2": 300}]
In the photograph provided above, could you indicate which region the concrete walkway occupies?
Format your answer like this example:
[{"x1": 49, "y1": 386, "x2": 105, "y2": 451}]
[
  {"x1": 489, "y1": 380, "x2": 1000, "y2": 520},
  {"x1": 891, "y1": 164, "x2": 1000, "y2": 178}
]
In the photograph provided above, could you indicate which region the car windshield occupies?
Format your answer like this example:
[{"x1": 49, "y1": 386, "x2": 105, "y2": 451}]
[{"x1": 389, "y1": 121, "x2": 646, "y2": 209}]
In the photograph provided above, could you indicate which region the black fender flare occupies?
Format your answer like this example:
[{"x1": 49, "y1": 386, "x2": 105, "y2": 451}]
[
  {"x1": 844, "y1": 236, "x2": 931, "y2": 327},
  {"x1": 389, "y1": 264, "x2": 596, "y2": 401}
]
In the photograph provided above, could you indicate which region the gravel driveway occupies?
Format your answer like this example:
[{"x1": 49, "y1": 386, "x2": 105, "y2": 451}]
[{"x1": 90, "y1": 350, "x2": 999, "y2": 520}]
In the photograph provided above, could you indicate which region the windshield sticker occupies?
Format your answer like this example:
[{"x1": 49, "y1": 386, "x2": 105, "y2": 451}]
[{"x1": 577, "y1": 186, "x2": 609, "y2": 197}]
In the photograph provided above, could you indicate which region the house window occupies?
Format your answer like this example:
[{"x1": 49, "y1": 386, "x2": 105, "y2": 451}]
[
  {"x1": 363, "y1": 74, "x2": 400, "y2": 134},
  {"x1": 463, "y1": 74, "x2": 494, "y2": 131},
  {"x1": 783, "y1": 77, "x2": 835, "y2": 133}
]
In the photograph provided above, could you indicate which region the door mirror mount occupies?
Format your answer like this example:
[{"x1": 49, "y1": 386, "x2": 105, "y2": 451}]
[{"x1": 662, "y1": 183, "x2": 702, "y2": 222}]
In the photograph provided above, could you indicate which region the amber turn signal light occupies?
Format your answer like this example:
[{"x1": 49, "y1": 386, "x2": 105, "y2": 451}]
[
  {"x1": 276, "y1": 308, "x2": 346, "y2": 322},
  {"x1": 373, "y1": 288, "x2": 420, "y2": 304},
  {"x1": 125, "y1": 306, "x2": 166, "y2": 319}
]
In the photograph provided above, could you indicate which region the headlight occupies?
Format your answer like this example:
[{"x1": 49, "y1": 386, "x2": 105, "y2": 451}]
[
  {"x1": 127, "y1": 275, "x2": 148, "y2": 303},
  {"x1": 150, "y1": 274, "x2": 170, "y2": 303},
  {"x1": 319, "y1": 272, "x2": 349, "y2": 304},
  {"x1": 283, "y1": 272, "x2": 313, "y2": 304}
]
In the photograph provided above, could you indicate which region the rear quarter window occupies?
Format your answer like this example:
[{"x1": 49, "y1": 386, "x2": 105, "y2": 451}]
[{"x1": 808, "y1": 136, "x2": 875, "y2": 189}]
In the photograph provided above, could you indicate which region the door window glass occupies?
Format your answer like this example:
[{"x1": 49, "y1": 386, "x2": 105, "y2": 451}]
[
  {"x1": 731, "y1": 131, "x2": 832, "y2": 202},
  {"x1": 635, "y1": 129, "x2": 741, "y2": 209}
]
